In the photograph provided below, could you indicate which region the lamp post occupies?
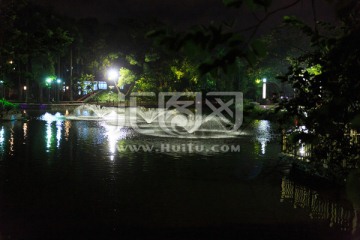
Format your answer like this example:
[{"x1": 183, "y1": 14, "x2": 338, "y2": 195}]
[
  {"x1": 107, "y1": 69, "x2": 122, "y2": 102},
  {"x1": 0, "y1": 80, "x2": 4, "y2": 100},
  {"x1": 23, "y1": 86, "x2": 27, "y2": 102},
  {"x1": 46, "y1": 77, "x2": 53, "y2": 102},
  {"x1": 56, "y1": 79, "x2": 61, "y2": 102},
  {"x1": 262, "y1": 78, "x2": 267, "y2": 99}
]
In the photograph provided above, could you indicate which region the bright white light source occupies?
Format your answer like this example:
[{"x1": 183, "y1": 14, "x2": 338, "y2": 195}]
[
  {"x1": 0, "y1": 127, "x2": 4, "y2": 145},
  {"x1": 299, "y1": 144, "x2": 306, "y2": 156},
  {"x1": 108, "y1": 69, "x2": 119, "y2": 81},
  {"x1": 262, "y1": 82, "x2": 267, "y2": 99}
]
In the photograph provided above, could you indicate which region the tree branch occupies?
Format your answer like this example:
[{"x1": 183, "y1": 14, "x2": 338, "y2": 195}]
[{"x1": 241, "y1": 0, "x2": 302, "y2": 42}]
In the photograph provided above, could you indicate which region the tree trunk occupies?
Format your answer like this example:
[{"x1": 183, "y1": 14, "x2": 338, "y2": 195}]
[
  {"x1": 38, "y1": 82, "x2": 43, "y2": 103},
  {"x1": 70, "y1": 48, "x2": 73, "y2": 101}
]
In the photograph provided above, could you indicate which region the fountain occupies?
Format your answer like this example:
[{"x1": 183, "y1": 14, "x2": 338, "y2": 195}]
[
  {"x1": 66, "y1": 104, "x2": 125, "y2": 120},
  {"x1": 65, "y1": 104, "x2": 242, "y2": 138},
  {"x1": 136, "y1": 107, "x2": 167, "y2": 124},
  {"x1": 39, "y1": 112, "x2": 65, "y2": 122}
]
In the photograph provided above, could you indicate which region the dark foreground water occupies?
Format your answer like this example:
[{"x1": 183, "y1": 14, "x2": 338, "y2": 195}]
[{"x1": 0, "y1": 111, "x2": 356, "y2": 239}]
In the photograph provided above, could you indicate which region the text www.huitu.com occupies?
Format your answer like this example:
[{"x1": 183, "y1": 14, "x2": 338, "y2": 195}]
[{"x1": 117, "y1": 144, "x2": 240, "y2": 153}]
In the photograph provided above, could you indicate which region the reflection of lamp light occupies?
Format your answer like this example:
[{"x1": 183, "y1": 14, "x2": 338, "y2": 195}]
[
  {"x1": 0, "y1": 127, "x2": 5, "y2": 145},
  {"x1": 256, "y1": 120, "x2": 270, "y2": 155}
]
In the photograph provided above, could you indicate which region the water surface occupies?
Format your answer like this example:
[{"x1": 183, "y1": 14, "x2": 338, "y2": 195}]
[{"x1": 0, "y1": 111, "x2": 354, "y2": 239}]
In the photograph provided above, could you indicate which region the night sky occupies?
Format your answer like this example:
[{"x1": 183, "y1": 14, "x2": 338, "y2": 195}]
[{"x1": 30, "y1": 0, "x2": 336, "y2": 30}]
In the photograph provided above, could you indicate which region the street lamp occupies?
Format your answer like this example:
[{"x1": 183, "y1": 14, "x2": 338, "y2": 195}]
[
  {"x1": 23, "y1": 86, "x2": 27, "y2": 102},
  {"x1": 262, "y1": 78, "x2": 267, "y2": 99},
  {"x1": 0, "y1": 80, "x2": 4, "y2": 100},
  {"x1": 46, "y1": 77, "x2": 52, "y2": 85},
  {"x1": 56, "y1": 79, "x2": 62, "y2": 102},
  {"x1": 107, "y1": 69, "x2": 119, "y2": 82},
  {"x1": 46, "y1": 77, "x2": 54, "y2": 102},
  {"x1": 107, "y1": 69, "x2": 123, "y2": 102}
]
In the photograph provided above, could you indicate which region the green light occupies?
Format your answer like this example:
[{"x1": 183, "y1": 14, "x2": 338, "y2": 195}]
[
  {"x1": 46, "y1": 77, "x2": 52, "y2": 84},
  {"x1": 307, "y1": 64, "x2": 322, "y2": 76},
  {"x1": 255, "y1": 79, "x2": 261, "y2": 84}
]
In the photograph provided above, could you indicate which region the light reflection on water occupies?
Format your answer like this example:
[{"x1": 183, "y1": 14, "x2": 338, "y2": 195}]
[
  {"x1": 255, "y1": 120, "x2": 271, "y2": 155},
  {"x1": 0, "y1": 112, "x2": 354, "y2": 239},
  {"x1": 0, "y1": 126, "x2": 4, "y2": 154},
  {"x1": 23, "y1": 122, "x2": 28, "y2": 141},
  {"x1": 102, "y1": 123, "x2": 125, "y2": 161},
  {"x1": 281, "y1": 177, "x2": 352, "y2": 231},
  {"x1": 56, "y1": 120, "x2": 62, "y2": 148},
  {"x1": 46, "y1": 121, "x2": 52, "y2": 150},
  {"x1": 64, "y1": 120, "x2": 71, "y2": 141}
]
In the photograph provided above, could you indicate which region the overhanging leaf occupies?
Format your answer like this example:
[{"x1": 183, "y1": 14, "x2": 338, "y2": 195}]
[{"x1": 223, "y1": 0, "x2": 243, "y2": 8}]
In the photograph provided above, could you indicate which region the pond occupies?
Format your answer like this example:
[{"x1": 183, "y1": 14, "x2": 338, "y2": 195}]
[{"x1": 0, "y1": 107, "x2": 355, "y2": 239}]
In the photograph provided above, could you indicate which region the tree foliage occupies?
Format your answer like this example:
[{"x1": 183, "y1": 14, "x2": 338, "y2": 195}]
[
  {"x1": 280, "y1": 1, "x2": 360, "y2": 178},
  {"x1": 0, "y1": 0, "x2": 73, "y2": 101}
]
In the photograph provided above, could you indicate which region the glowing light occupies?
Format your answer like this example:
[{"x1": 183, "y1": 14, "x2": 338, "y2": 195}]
[
  {"x1": 9, "y1": 132, "x2": 14, "y2": 155},
  {"x1": 0, "y1": 127, "x2": 5, "y2": 145},
  {"x1": 40, "y1": 113, "x2": 64, "y2": 151},
  {"x1": 262, "y1": 82, "x2": 267, "y2": 99},
  {"x1": 103, "y1": 123, "x2": 128, "y2": 161},
  {"x1": 23, "y1": 122, "x2": 28, "y2": 140},
  {"x1": 56, "y1": 79, "x2": 61, "y2": 84},
  {"x1": 298, "y1": 125, "x2": 309, "y2": 133},
  {"x1": 107, "y1": 69, "x2": 119, "y2": 81},
  {"x1": 56, "y1": 121, "x2": 62, "y2": 148},
  {"x1": 255, "y1": 79, "x2": 261, "y2": 84},
  {"x1": 23, "y1": 86, "x2": 27, "y2": 91},
  {"x1": 256, "y1": 120, "x2": 271, "y2": 155},
  {"x1": 64, "y1": 121, "x2": 71, "y2": 141},
  {"x1": 260, "y1": 141, "x2": 266, "y2": 154},
  {"x1": 46, "y1": 122, "x2": 52, "y2": 150},
  {"x1": 299, "y1": 143, "x2": 306, "y2": 156},
  {"x1": 40, "y1": 112, "x2": 64, "y2": 122},
  {"x1": 46, "y1": 77, "x2": 52, "y2": 84}
]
